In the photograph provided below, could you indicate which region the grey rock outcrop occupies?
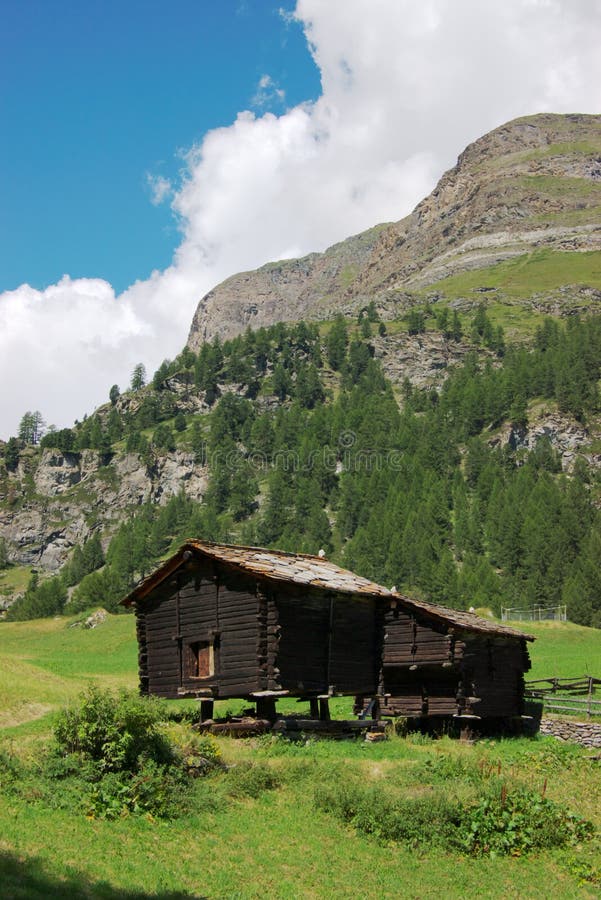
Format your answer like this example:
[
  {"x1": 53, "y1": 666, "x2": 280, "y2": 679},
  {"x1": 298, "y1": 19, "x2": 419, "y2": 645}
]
[
  {"x1": 0, "y1": 448, "x2": 209, "y2": 572},
  {"x1": 489, "y1": 413, "x2": 598, "y2": 472}
]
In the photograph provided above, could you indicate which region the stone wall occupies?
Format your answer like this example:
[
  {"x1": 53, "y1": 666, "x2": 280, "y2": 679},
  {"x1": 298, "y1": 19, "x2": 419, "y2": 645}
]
[{"x1": 539, "y1": 717, "x2": 601, "y2": 749}]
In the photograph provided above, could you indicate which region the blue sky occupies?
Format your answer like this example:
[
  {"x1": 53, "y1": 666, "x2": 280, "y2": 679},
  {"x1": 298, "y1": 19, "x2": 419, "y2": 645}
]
[
  {"x1": 0, "y1": 0, "x2": 320, "y2": 293},
  {"x1": 1, "y1": 0, "x2": 600, "y2": 438}
]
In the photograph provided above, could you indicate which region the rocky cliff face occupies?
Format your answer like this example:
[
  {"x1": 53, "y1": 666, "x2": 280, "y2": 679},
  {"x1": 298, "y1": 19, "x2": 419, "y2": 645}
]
[
  {"x1": 187, "y1": 224, "x2": 388, "y2": 346},
  {"x1": 187, "y1": 113, "x2": 601, "y2": 349},
  {"x1": 0, "y1": 449, "x2": 208, "y2": 571}
]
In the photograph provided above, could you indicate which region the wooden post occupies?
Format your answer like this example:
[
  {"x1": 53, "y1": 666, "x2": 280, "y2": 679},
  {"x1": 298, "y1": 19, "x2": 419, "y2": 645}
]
[
  {"x1": 199, "y1": 700, "x2": 214, "y2": 723},
  {"x1": 309, "y1": 698, "x2": 319, "y2": 719},
  {"x1": 460, "y1": 723, "x2": 472, "y2": 742},
  {"x1": 318, "y1": 697, "x2": 331, "y2": 721},
  {"x1": 256, "y1": 697, "x2": 277, "y2": 722}
]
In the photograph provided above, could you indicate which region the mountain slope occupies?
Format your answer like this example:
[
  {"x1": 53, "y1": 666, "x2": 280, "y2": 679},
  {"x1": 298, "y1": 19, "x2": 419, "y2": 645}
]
[
  {"x1": 187, "y1": 113, "x2": 601, "y2": 348},
  {"x1": 3, "y1": 115, "x2": 601, "y2": 629}
]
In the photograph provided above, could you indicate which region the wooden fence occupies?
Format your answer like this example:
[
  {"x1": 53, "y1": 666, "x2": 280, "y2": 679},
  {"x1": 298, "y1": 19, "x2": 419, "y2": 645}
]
[{"x1": 524, "y1": 675, "x2": 601, "y2": 718}]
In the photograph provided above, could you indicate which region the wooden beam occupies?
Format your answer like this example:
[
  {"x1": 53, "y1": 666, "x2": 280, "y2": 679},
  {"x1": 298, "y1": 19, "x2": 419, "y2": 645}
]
[
  {"x1": 256, "y1": 696, "x2": 278, "y2": 722},
  {"x1": 199, "y1": 700, "x2": 214, "y2": 723},
  {"x1": 318, "y1": 697, "x2": 331, "y2": 721}
]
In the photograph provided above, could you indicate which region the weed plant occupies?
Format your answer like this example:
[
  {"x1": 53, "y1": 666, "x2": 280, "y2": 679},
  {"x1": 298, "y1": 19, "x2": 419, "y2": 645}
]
[
  {"x1": 463, "y1": 784, "x2": 594, "y2": 857},
  {"x1": 224, "y1": 761, "x2": 281, "y2": 799},
  {"x1": 315, "y1": 777, "x2": 464, "y2": 849},
  {"x1": 314, "y1": 772, "x2": 594, "y2": 858}
]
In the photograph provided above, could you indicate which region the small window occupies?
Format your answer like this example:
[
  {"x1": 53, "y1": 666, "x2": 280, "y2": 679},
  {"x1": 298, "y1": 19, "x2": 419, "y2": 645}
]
[{"x1": 185, "y1": 640, "x2": 214, "y2": 679}]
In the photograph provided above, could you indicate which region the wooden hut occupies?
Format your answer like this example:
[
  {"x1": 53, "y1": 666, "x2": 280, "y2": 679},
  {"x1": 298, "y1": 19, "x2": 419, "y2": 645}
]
[
  {"x1": 121, "y1": 540, "x2": 388, "y2": 720},
  {"x1": 359, "y1": 592, "x2": 535, "y2": 732},
  {"x1": 122, "y1": 540, "x2": 534, "y2": 729}
]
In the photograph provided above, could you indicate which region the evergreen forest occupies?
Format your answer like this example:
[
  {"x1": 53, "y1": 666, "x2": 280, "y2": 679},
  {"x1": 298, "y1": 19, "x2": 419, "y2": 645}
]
[{"x1": 3, "y1": 310, "x2": 601, "y2": 628}]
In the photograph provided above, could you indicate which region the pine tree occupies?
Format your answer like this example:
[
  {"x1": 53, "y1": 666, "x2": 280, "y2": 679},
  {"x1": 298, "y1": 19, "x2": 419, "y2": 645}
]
[
  {"x1": 191, "y1": 420, "x2": 207, "y2": 464},
  {"x1": 130, "y1": 363, "x2": 147, "y2": 391},
  {"x1": 4, "y1": 437, "x2": 20, "y2": 471},
  {"x1": 18, "y1": 410, "x2": 45, "y2": 444},
  {"x1": 326, "y1": 315, "x2": 348, "y2": 370},
  {"x1": 406, "y1": 309, "x2": 425, "y2": 335},
  {"x1": 451, "y1": 310, "x2": 463, "y2": 341},
  {"x1": 272, "y1": 363, "x2": 292, "y2": 402}
]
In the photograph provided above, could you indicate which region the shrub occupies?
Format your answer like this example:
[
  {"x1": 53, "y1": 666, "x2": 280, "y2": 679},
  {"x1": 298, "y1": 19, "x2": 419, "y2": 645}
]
[
  {"x1": 462, "y1": 785, "x2": 594, "y2": 857},
  {"x1": 53, "y1": 685, "x2": 175, "y2": 773},
  {"x1": 85, "y1": 758, "x2": 189, "y2": 820},
  {"x1": 156, "y1": 723, "x2": 222, "y2": 775},
  {"x1": 48, "y1": 686, "x2": 225, "y2": 820},
  {"x1": 0, "y1": 748, "x2": 23, "y2": 794},
  {"x1": 315, "y1": 780, "x2": 462, "y2": 848},
  {"x1": 314, "y1": 778, "x2": 594, "y2": 857}
]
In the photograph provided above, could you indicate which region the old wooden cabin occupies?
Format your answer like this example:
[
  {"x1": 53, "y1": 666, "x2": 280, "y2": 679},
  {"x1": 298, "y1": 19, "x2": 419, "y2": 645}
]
[
  {"x1": 365, "y1": 591, "x2": 535, "y2": 730},
  {"x1": 122, "y1": 540, "x2": 534, "y2": 729}
]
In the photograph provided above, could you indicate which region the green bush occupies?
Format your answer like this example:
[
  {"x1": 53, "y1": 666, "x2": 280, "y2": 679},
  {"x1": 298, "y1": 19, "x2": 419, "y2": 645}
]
[
  {"x1": 314, "y1": 778, "x2": 594, "y2": 857},
  {"x1": 315, "y1": 780, "x2": 462, "y2": 848},
  {"x1": 156, "y1": 723, "x2": 222, "y2": 775},
  {"x1": 0, "y1": 748, "x2": 23, "y2": 794},
  {"x1": 463, "y1": 785, "x2": 594, "y2": 857},
  {"x1": 47, "y1": 686, "x2": 221, "y2": 819},
  {"x1": 53, "y1": 685, "x2": 175, "y2": 773},
  {"x1": 85, "y1": 759, "x2": 189, "y2": 820}
]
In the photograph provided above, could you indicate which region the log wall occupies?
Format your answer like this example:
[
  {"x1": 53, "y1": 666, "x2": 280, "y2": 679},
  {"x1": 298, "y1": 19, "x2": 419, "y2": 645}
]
[
  {"x1": 136, "y1": 557, "x2": 530, "y2": 719},
  {"x1": 137, "y1": 564, "x2": 380, "y2": 701},
  {"x1": 274, "y1": 588, "x2": 329, "y2": 693},
  {"x1": 457, "y1": 636, "x2": 530, "y2": 718},
  {"x1": 136, "y1": 560, "x2": 262, "y2": 699},
  {"x1": 378, "y1": 604, "x2": 460, "y2": 716},
  {"x1": 273, "y1": 587, "x2": 378, "y2": 696},
  {"x1": 330, "y1": 594, "x2": 378, "y2": 695},
  {"x1": 376, "y1": 605, "x2": 530, "y2": 721}
]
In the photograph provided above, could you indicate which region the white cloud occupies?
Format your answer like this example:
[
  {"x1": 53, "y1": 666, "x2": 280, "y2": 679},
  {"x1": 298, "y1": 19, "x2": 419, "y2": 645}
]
[
  {"x1": 251, "y1": 74, "x2": 286, "y2": 110},
  {"x1": 146, "y1": 173, "x2": 172, "y2": 206},
  {"x1": 2, "y1": 0, "x2": 601, "y2": 438}
]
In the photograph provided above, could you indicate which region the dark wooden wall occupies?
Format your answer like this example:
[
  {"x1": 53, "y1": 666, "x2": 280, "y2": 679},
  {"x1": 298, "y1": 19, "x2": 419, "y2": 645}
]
[
  {"x1": 375, "y1": 605, "x2": 530, "y2": 721},
  {"x1": 136, "y1": 559, "x2": 262, "y2": 699},
  {"x1": 274, "y1": 587, "x2": 329, "y2": 693},
  {"x1": 457, "y1": 636, "x2": 530, "y2": 718},
  {"x1": 274, "y1": 587, "x2": 378, "y2": 696},
  {"x1": 137, "y1": 560, "x2": 380, "y2": 701},
  {"x1": 136, "y1": 556, "x2": 529, "y2": 717},
  {"x1": 330, "y1": 593, "x2": 378, "y2": 695}
]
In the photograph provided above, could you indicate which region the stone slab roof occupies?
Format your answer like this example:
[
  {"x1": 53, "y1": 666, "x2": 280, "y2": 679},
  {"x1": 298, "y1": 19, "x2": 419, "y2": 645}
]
[{"x1": 122, "y1": 540, "x2": 533, "y2": 641}]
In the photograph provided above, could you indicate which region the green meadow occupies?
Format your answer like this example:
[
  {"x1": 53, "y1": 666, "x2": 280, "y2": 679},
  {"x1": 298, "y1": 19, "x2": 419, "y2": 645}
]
[
  {"x1": 427, "y1": 249, "x2": 601, "y2": 301},
  {"x1": 0, "y1": 613, "x2": 600, "y2": 899}
]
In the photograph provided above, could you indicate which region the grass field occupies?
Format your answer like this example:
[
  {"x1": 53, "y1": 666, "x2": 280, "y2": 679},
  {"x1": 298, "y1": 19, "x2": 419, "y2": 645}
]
[
  {"x1": 427, "y1": 249, "x2": 601, "y2": 301},
  {"x1": 514, "y1": 620, "x2": 601, "y2": 681},
  {"x1": 0, "y1": 566, "x2": 31, "y2": 602},
  {"x1": 1, "y1": 613, "x2": 600, "y2": 899},
  {"x1": 0, "y1": 614, "x2": 138, "y2": 731},
  {"x1": 2, "y1": 735, "x2": 600, "y2": 900}
]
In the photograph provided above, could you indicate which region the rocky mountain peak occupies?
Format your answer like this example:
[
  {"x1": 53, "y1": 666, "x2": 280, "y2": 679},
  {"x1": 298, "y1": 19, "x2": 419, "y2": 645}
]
[{"x1": 187, "y1": 113, "x2": 601, "y2": 350}]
